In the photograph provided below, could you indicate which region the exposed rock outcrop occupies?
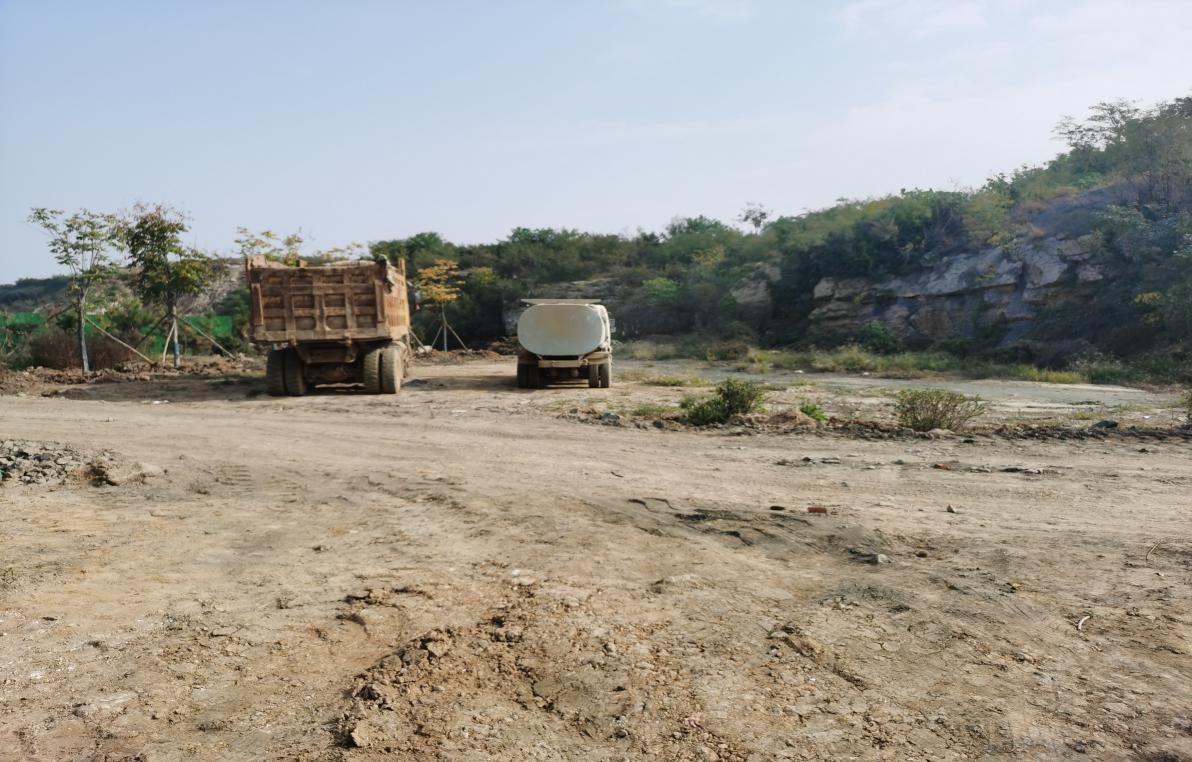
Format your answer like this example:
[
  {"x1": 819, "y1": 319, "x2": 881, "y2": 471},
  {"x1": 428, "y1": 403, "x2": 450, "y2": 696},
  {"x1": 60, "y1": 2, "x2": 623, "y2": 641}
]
[{"x1": 803, "y1": 185, "x2": 1136, "y2": 346}]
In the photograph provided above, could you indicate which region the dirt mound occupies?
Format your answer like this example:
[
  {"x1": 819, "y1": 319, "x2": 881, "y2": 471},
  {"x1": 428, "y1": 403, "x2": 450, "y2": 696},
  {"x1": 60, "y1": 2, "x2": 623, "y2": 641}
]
[
  {"x1": 335, "y1": 500, "x2": 901, "y2": 761},
  {"x1": 0, "y1": 439, "x2": 116, "y2": 486},
  {"x1": 0, "y1": 366, "x2": 88, "y2": 394},
  {"x1": 0, "y1": 357, "x2": 260, "y2": 396},
  {"x1": 414, "y1": 349, "x2": 507, "y2": 365},
  {"x1": 764, "y1": 408, "x2": 821, "y2": 430},
  {"x1": 339, "y1": 586, "x2": 751, "y2": 761},
  {"x1": 480, "y1": 337, "x2": 521, "y2": 355}
]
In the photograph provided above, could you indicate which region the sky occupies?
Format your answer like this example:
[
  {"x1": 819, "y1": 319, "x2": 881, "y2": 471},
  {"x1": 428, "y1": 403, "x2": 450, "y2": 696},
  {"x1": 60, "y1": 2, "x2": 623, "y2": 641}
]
[{"x1": 1, "y1": 0, "x2": 1190, "y2": 282}]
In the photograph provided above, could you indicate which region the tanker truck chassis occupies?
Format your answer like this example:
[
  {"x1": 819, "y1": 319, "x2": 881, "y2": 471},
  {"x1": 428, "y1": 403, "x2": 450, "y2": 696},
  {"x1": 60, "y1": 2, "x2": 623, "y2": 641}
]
[{"x1": 515, "y1": 299, "x2": 613, "y2": 389}]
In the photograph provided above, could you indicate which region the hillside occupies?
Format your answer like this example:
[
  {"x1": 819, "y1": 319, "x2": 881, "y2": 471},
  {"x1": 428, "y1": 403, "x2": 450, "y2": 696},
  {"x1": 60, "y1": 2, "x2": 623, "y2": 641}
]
[
  {"x1": 6, "y1": 96, "x2": 1191, "y2": 380},
  {"x1": 367, "y1": 96, "x2": 1192, "y2": 376},
  {"x1": 0, "y1": 275, "x2": 69, "y2": 312}
]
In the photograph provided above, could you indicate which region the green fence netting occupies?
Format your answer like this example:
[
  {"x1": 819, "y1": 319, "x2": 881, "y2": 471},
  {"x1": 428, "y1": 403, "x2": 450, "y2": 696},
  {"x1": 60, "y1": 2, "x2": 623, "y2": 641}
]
[{"x1": 1, "y1": 312, "x2": 236, "y2": 355}]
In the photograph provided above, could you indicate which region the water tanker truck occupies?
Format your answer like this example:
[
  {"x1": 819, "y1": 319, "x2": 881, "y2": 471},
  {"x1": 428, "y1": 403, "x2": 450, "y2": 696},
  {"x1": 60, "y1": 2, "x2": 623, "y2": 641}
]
[
  {"x1": 516, "y1": 299, "x2": 613, "y2": 388},
  {"x1": 246, "y1": 256, "x2": 412, "y2": 396}
]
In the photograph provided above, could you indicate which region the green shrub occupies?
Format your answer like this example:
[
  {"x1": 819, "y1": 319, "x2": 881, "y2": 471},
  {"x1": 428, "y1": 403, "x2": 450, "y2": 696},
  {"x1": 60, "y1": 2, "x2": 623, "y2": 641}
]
[
  {"x1": 858, "y1": 321, "x2": 904, "y2": 354},
  {"x1": 717, "y1": 377, "x2": 767, "y2": 415},
  {"x1": 799, "y1": 400, "x2": 828, "y2": 424},
  {"x1": 894, "y1": 388, "x2": 987, "y2": 431},
  {"x1": 681, "y1": 377, "x2": 766, "y2": 425},
  {"x1": 1181, "y1": 390, "x2": 1192, "y2": 422}
]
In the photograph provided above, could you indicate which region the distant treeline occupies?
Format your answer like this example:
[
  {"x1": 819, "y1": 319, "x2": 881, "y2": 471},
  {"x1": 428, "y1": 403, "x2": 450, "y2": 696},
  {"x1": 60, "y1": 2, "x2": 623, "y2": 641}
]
[
  {"x1": 0, "y1": 275, "x2": 70, "y2": 312},
  {"x1": 368, "y1": 96, "x2": 1192, "y2": 359}
]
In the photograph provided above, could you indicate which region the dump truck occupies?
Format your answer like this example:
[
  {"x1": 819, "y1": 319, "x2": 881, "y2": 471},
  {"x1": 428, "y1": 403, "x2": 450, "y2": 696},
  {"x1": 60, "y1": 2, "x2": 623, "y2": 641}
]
[
  {"x1": 515, "y1": 299, "x2": 613, "y2": 388},
  {"x1": 246, "y1": 256, "x2": 412, "y2": 396}
]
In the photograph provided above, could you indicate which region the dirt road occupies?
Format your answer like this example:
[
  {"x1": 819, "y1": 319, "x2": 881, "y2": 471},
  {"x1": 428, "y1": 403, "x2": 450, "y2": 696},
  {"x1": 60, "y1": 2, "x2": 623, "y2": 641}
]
[{"x1": 2, "y1": 360, "x2": 1190, "y2": 761}]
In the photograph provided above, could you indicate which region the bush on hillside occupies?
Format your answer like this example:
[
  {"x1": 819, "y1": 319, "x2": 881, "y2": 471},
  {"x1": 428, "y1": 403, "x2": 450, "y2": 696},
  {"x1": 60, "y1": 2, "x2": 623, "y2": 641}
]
[{"x1": 858, "y1": 321, "x2": 904, "y2": 354}]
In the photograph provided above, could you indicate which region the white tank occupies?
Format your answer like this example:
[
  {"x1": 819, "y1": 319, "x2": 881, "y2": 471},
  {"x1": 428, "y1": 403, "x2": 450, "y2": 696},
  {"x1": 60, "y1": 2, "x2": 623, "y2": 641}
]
[{"x1": 517, "y1": 303, "x2": 609, "y2": 356}]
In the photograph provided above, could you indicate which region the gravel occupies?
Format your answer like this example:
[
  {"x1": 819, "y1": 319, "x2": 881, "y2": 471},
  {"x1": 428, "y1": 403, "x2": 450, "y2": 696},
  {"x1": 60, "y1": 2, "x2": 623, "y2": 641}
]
[{"x1": 0, "y1": 439, "x2": 116, "y2": 486}]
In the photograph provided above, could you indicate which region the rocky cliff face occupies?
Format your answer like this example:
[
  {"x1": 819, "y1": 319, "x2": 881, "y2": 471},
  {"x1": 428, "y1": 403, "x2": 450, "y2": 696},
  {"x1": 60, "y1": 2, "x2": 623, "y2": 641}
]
[{"x1": 803, "y1": 184, "x2": 1137, "y2": 346}]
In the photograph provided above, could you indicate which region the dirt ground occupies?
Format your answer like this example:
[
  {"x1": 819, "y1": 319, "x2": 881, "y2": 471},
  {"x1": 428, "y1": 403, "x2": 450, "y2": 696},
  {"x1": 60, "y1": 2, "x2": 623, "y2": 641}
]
[{"x1": 1, "y1": 359, "x2": 1190, "y2": 761}]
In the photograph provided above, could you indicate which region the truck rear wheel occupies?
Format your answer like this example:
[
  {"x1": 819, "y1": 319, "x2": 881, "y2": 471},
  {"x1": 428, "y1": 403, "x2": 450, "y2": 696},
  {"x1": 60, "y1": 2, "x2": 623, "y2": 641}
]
[
  {"x1": 283, "y1": 349, "x2": 307, "y2": 396},
  {"x1": 380, "y1": 346, "x2": 401, "y2": 394},
  {"x1": 526, "y1": 365, "x2": 542, "y2": 389},
  {"x1": 265, "y1": 349, "x2": 287, "y2": 396},
  {"x1": 362, "y1": 348, "x2": 382, "y2": 394},
  {"x1": 598, "y1": 361, "x2": 611, "y2": 388},
  {"x1": 588, "y1": 364, "x2": 600, "y2": 388}
]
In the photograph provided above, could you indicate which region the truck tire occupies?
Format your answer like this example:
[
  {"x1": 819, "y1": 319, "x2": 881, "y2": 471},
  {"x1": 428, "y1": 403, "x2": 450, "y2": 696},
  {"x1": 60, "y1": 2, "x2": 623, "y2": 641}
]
[
  {"x1": 598, "y1": 361, "x2": 611, "y2": 389},
  {"x1": 526, "y1": 364, "x2": 542, "y2": 389},
  {"x1": 283, "y1": 349, "x2": 307, "y2": 396},
  {"x1": 362, "y1": 347, "x2": 382, "y2": 394},
  {"x1": 380, "y1": 345, "x2": 401, "y2": 394},
  {"x1": 588, "y1": 363, "x2": 600, "y2": 388},
  {"x1": 265, "y1": 349, "x2": 287, "y2": 396},
  {"x1": 516, "y1": 364, "x2": 527, "y2": 388}
]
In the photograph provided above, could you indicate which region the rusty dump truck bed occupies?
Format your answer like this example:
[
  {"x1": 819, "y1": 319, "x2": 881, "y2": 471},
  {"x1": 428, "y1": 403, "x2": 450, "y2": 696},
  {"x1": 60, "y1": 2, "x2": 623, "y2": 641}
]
[{"x1": 246, "y1": 256, "x2": 410, "y2": 345}]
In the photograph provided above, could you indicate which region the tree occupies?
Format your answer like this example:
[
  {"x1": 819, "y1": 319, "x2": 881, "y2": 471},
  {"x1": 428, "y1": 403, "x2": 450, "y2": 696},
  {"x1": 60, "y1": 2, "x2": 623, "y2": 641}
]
[
  {"x1": 234, "y1": 227, "x2": 305, "y2": 265},
  {"x1": 1054, "y1": 99, "x2": 1141, "y2": 150},
  {"x1": 371, "y1": 232, "x2": 454, "y2": 273},
  {"x1": 27, "y1": 207, "x2": 121, "y2": 372},
  {"x1": 738, "y1": 203, "x2": 772, "y2": 232},
  {"x1": 120, "y1": 204, "x2": 214, "y2": 367},
  {"x1": 416, "y1": 259, "x2": 464, "y2": 350},
  {"x1": 308, "y1": 242, "x2": 366, "y2": 263},
  {"x1": 236, "y1": 227, "x2": 368, "y2": 267},
  {"x1": 642, "y1": 276, "x2": 681, "y2": 306}
]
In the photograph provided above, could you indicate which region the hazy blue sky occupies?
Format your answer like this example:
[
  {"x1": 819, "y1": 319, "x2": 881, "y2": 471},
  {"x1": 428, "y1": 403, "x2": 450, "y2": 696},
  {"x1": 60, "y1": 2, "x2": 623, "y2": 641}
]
[{"x1": 2, "y1": 0, "x2": 1190, "y2": 281}]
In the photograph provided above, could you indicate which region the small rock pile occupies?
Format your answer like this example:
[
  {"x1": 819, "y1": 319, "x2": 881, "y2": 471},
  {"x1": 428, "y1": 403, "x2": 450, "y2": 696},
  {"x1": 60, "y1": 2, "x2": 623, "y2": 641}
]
[{"x1": 0, "y1": 439, "x2": 111, "y2": 486}]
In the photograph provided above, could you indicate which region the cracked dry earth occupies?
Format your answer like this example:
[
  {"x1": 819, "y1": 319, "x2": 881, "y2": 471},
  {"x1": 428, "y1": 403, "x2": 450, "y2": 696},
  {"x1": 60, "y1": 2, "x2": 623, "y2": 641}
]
[{"x1": 1, "y1": 362, "x2": 1190, "y2": 761}]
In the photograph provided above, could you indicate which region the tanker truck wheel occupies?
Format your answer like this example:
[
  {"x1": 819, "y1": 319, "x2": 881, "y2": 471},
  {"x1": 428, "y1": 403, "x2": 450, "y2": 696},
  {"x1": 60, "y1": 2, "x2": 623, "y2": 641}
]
[
  {"x1": 526, "y1": 365, "x2": 542, "y2": 389},
  {"x1": 380, "y1": 345, "x2": 402, "y2": 394},
  {"x1": 598, "y1": 361, "x2": 612, "y2": 389},
  {"x1": 588, "y1": 364, "x2": 600, "y2": 388},
  {"x1": 283, "y1": 349, "x2": 308, "y2": 396},
  {"x1": 265, "y1": 349, "x2": 287, "y2": 396},
  {"x1": 362, "y1": 347, "x2": 382, "y2": 394}
]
